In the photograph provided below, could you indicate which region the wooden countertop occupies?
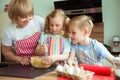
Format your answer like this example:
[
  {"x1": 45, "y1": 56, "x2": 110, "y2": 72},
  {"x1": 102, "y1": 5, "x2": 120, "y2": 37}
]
[{"x1": 0, "y1": 71, "x2": 58, "y2": 80}]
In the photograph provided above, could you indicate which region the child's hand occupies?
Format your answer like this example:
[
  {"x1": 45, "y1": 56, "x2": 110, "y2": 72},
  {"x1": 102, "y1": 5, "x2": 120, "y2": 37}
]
[
  {"x1": 42, "y1": 55, "x2": 55, "y2": 65},
  {"x1": 40, "y1": 44, "x2": 48, "y2": 54},
  {"x1": 35, "y1": 44, "x2": 48, "y2": 55},
  {"x1": 113, "y1": 57, "x2": 120, "y2": 68},
  {"x1": 115, "y1": 63, "x2": 120, "y2": 68},
  {"x1": 18, "y1": 57, "x2": 30, "y2": 65},
  {"x1": 67, "y1": 59, "x2": 75, "y2": 66}
]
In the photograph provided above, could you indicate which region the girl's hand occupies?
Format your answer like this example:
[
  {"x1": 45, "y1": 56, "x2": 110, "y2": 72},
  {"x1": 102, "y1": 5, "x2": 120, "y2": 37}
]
[
  {"x1": 18, "y1": 57, "x2": 30, "y2": 65},
  {"x1": 42, "y1": 55, "x2": 55, "y2": 65},
  {"x1": 35, "y1": 44, "x2": 48, "y2": 55},
  {"x1": 43, "y1": 44, "x2": 48, "y2": 54}
]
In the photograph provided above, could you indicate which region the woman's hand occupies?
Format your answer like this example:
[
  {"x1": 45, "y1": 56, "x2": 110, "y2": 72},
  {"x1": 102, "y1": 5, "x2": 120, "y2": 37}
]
[
  {"x1": 18, "y1": 57, "x2": 30, "y2": 65},
  {"x1": 2, "y1": 45, "x2": 30, "y2": 65}
]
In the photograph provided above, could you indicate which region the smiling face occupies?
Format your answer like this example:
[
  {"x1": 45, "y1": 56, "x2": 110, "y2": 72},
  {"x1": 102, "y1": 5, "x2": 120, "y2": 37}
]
[
  {"x1": 49, "y1": 16, "x2": 64, "y2": 35},
  {"x1": 69, "y1": 23, "x2": 85, "y2": 44},
  {"x1": 8, "y1": 0, "x2": 34, "y2": 28},
  {"x1": 16, "y1": 14, "x2": 32, "y2": 28}
]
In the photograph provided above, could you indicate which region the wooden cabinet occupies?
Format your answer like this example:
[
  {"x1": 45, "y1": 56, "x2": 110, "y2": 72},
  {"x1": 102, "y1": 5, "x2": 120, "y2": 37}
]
[{"x1": 90, "y1": 22, "x2": 104, "y2": 43}]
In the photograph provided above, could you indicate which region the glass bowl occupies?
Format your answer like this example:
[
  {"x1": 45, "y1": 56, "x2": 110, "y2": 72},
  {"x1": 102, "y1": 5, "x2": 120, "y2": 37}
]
[{"x1": 30, "y1": 56, "x2": 51, "y2": 68}]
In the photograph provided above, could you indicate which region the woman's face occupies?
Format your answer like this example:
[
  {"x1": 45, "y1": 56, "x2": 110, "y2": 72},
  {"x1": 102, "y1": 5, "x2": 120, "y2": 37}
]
[
  {"x1": 16, "y1": 14, "x2": 32, "y2": 28},
  {"x1": 49, "y1": 16, "x2": 64, "y2": 35},
  {"x1": 69, "y1": 24, "x2": 85, "y2": 44}
]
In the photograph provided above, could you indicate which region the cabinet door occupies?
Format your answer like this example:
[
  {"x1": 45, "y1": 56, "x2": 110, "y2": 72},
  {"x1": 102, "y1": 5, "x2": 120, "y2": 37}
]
[{"x1": 90, "y1": 22, "x2": 104, "y2": 43}]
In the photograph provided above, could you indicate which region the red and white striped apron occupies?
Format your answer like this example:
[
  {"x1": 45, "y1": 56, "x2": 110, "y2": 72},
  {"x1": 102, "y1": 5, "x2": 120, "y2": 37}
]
[{"x1": 16, "y1": 32, "x2": 40, "y2": 58}]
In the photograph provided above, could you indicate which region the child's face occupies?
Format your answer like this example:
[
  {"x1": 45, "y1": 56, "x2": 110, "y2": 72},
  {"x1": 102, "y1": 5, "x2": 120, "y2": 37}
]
[
  {"x1": 69, "y1": 24, "x2": 85, "y2": 44},
  {"x1": 16, "y1": 14, "x2": 32, "y2": 28},
  {"x1": 49, "y1": 16, "x2": 64, "y2": 35}
]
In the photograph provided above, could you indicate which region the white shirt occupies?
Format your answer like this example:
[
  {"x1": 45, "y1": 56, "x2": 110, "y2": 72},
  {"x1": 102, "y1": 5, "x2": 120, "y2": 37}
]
[{"x1": 2, "y1": 15, "x2": 44, "y2": 49}]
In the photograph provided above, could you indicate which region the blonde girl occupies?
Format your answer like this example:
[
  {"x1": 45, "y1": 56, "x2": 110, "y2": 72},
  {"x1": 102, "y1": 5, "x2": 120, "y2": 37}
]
[{"x1": 35, "y1": 9, "x2": 71, "y2": 65}]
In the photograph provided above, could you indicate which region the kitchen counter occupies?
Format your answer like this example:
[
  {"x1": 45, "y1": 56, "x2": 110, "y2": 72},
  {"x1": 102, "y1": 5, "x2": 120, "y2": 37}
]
[
  {"x1": 0, "y1": 64, "x2": 58, "y2": 80},
  {"x1": 0, "y1": 71, "x2": 58, "y2": 80}
]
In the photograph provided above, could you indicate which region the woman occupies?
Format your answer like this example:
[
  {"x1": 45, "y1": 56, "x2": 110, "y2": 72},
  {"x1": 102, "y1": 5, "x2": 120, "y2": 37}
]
[{"x1": 2, "y1": 0, "x2": 44, "y2": 65}]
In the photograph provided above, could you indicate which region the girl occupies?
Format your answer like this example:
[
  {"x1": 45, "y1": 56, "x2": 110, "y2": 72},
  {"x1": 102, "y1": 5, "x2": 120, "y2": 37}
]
[
  {"x1": 67, "y1": 15, "x2": 116, "y2": 66},
  {"x1": 2, "y1": 0, "x2": 44, "y2": 65},
  {"x1": 35, "y1": 9, "x2": 71, "y2": 65}
]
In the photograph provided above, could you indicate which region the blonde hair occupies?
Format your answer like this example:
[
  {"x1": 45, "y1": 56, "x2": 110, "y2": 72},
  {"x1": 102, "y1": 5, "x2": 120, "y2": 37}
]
[
  {"x1": 8, "y1": 0, "x2": 34, "y2": 22},
  {"x1": 68, "y1": 15, "x2": 94, "y2": 35},
  {"x1": 44, "y1": 9, "x2": 70, "y2": 37}
]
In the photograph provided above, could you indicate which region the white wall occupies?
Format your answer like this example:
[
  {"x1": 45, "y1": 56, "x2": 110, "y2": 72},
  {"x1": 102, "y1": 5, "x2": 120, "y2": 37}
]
[
  {"x1": 102, "y1": 0, "x2": 120, "y2": 47},
  {"x1": 0, "y1": 13, "x2": 10, "y2": 36},
  {"x1": 31, "y1": 0, "x2": 64, "y2": 18}
]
